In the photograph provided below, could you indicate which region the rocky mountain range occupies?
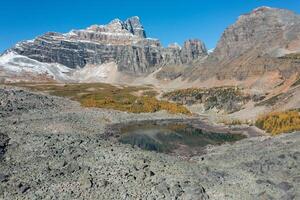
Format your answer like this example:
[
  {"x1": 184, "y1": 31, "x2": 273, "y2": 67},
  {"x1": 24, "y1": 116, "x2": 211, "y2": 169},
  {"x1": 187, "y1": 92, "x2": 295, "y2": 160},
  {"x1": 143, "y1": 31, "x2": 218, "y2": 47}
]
[
  {"x1": 181, "y1": 7, "x2": 300, "y2": 84},
  {"x1": 1, "y1": 7, "x2": 300, "y2": 90},
  {"x1": 0, "y1": 16, "x2": 207, "y2": 82}
]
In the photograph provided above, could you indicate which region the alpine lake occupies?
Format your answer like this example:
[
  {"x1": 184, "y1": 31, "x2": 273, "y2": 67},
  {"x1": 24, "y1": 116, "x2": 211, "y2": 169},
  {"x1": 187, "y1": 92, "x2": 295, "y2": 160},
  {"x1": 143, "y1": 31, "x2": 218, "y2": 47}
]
[{"x1": 114, "y1": 120, "x2": 246, "y2": 157}]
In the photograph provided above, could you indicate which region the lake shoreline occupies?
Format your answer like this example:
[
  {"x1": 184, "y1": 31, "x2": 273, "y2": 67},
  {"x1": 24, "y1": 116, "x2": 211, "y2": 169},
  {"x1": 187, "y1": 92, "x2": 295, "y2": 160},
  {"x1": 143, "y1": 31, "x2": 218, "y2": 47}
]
[{"x1": 104, "y1": 118, "x2": 264, "y2": 158}]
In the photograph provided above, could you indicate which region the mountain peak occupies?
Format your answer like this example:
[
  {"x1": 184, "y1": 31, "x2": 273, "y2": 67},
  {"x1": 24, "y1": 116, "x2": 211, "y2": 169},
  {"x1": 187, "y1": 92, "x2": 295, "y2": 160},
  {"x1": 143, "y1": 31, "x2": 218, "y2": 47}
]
[
  {"x1": 108, "y1": 18, "x2": 123, "y2": 25},
  {"x1": 168, "y1": 43, "x2": 181, "y2": 49},
  {"x1": 127, "y1": 16, "x2": 140, "y2": 21},
  {"x1": 125, "y1": 16, "x2": 146, "y2": 38},
  {"x1": 107, "y1": 18, "x2": 126, "y2": 32},
  {"x1": 240, "y1": 6, "x2": 297, "y2": 19},
  {"x1": 94, "y1": 16, "x2": 147, "y2": 38},
  {"x1": 214, "y1": 6, "x2": 300, "y2": 61},
  {"x1": 252, "y1": 6, "x2": 273, "y2": 12}
]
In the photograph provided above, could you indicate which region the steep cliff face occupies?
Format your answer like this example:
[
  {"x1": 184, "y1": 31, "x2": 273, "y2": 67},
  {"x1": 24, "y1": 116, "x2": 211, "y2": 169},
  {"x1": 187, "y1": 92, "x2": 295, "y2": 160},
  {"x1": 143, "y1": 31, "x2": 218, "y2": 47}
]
[
  {"x1": 212, "y1": 6, "x2": 300, "y2": 60},
  {"x1": 181, "y1": 40, "x2": 207, "y2": 63},
  {"x1": 184, "y1": 7, "x2": 300, "y2": 82},
  {"x1": 6, "y1": 16, "x2": 207, "y2": 76}
]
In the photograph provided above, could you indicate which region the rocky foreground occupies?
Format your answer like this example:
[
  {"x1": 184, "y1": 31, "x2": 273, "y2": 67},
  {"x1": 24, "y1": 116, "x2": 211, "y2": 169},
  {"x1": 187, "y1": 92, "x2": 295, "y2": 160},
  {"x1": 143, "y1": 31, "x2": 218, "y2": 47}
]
[{"x1": 0, "y1": 87, "x2": 299, "y2": 199}]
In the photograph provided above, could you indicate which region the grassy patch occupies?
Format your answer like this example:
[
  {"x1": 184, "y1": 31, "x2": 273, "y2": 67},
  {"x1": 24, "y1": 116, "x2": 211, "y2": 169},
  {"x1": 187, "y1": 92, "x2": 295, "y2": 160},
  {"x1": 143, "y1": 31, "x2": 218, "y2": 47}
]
[
  {"x1": 162, "y1": 87, "x2": 249, "y2": 113},
  {"x1": 292, "y1": 76, "x2": 300, "y2": 87},
  {"x1": 256, "y1": 110, "x2": 300, "y2": 135},
  {"x1": 142, "y1": 90, "x2": 159, "y2": 97},
  {"x1": 163, "y1": 88, "x2": 205, "y2": 98},
  {"x1": 255, "y1": 94, "x2": 280, "y2": 107},
  {"x1": 280, "y1": 53, "x2": 300, "y2": 60},
  {"x1": 10, "y1": 83, "x2": 190, "y2": 115},
  {"x1": 219, "y1": 119, "x2": 254, "y2": 126},
  {"x1": 219, "y1": 119, "x2": 243, "y2": 126}
]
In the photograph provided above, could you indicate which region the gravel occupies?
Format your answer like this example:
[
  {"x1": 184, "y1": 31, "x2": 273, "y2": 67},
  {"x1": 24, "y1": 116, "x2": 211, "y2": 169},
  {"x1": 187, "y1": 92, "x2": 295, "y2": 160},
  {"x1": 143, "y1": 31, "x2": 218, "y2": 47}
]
[{"x1": 0, "y1": 87, "x2": 299, "y2": 199}]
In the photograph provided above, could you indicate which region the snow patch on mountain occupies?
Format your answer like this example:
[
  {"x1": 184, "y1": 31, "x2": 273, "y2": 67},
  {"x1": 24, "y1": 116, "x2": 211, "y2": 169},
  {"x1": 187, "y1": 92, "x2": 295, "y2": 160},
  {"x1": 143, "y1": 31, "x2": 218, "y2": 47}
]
[
  {"x1": 208, "y1": 48, "x2": 215, "y2": 54},
  {"x1": 0, "y1": 52, "x2": 73, "y2": 81},
  {"x1": 0, "y1": 52, "x2": 121, "y2": 83}
]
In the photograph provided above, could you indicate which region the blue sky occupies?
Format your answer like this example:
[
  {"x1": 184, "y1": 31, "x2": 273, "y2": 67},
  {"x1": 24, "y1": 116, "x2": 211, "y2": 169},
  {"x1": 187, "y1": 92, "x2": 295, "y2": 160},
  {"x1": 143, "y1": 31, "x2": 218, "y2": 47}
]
[{"x1": 1, "y1": 0, "x2": 299, "y2": 52}]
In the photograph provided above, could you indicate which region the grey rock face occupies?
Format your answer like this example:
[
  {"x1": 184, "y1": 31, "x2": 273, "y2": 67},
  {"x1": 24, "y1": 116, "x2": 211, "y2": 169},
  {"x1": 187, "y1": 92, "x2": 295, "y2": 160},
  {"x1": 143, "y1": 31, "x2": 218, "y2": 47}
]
[
  {"x1": 183, "y1": 7, "x2": 300, "y2": 81},
  {"x1": 124, "y1": 16, "x2": 147, "y2": 38},
  {"x1": 212, "y1": 7, "x2": 300, "y2": 61},
  {"x1": 10, "y1": 17, "x2": 207, "y2": 74},
  {"x1": 181, "y1": 39, "x2": 207, "y2": 63}
]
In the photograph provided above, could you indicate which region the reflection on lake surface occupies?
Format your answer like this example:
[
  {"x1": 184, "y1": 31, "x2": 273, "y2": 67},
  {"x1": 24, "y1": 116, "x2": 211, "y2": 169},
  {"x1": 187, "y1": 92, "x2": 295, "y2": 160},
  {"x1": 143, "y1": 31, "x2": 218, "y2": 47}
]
[{"x1": 119, "y1": 121, "x2": 246, "y2": 156}]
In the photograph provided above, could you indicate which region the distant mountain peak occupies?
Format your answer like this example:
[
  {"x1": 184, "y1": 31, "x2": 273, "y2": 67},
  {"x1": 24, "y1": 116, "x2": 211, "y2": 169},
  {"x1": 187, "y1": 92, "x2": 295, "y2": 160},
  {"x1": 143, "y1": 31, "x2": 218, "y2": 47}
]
[
  {"x1": 252, "y1": 6, "x2": 273, "y2": 12},
  {"x1": 183, "y1": 6, "x2": 300, "y2": 84},
  {"x1": 124, "y1": 16, "x2": 146, "y2": 38},
  {"x1": 239, "y1": 6, "x2": 297, "y2": 20},
  {"x1": 168, "y1": 43, "x2": 181, "y2": 49},
  {"x1": 1, "y1": 14, "x2": 206, "y2": 82}
]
